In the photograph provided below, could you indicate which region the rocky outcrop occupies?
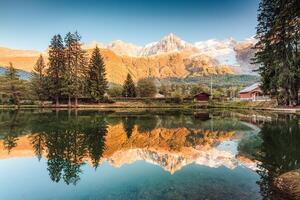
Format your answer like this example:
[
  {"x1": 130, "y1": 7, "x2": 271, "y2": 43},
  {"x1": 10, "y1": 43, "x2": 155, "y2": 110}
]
[{"x1": 274, "y1": 170, "x2": 300, "y2": 200}]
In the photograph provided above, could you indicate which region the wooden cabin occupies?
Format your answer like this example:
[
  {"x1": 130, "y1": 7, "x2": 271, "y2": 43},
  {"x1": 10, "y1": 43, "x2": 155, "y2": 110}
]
[
  {"x1": 239, "y1": 83, "x2": 263, "y2": 101},
  {"x1": 193, "y1": 92, "x2": 211, "y2": 102}
]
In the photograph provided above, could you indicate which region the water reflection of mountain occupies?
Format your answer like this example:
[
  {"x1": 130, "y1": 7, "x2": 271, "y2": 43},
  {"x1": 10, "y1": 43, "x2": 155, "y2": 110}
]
[
  {"x1": 0, "y1": 110, "x2": 255, "y2": 136},
  {"x1": 0, "y1": 110, "x2": 260, "y2": 184}
]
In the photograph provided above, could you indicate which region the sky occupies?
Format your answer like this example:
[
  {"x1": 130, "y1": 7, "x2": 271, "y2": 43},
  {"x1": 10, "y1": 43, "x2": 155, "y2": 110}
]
[{"x1": 0, "y1": 0, "x2": 260, "y2": 51}]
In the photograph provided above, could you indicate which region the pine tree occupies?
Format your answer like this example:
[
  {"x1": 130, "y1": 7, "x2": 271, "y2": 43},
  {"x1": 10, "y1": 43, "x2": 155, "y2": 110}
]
[
  {"x1": 86, "y1": 46, "x2": 108, "y2": 102},
  {"x1": 1, "y1": 63, "x2": 25, "y2": 107},
  {"x1": 63, "y1": 32, "x2": 87, "y2": 107},
  {"x1": 47, "y1": 34, "x2": 66, "y2": 107},
  {"x1": 122, "y1": 73, "x2": 136, "y2": 97},
  {"x1": 254, "y1": 0, "x2": 300, "y2": 105},
  {"x1": 31, "y1": 55, "x2": 47, "y2": 106}
]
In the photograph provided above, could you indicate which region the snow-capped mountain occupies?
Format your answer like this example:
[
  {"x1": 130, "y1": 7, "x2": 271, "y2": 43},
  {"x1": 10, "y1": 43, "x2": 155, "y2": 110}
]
[
  {"x1": 234, "y1": 37, "x2": 258, "y2": 74},
  {"x1": 194, "y1": 38, "x2": 237, "y2": 67},
  {"x1": 83, "y1": 40, "x2": 105, "y2": 49},
  {"x1": 0, "y1": 33, "x2": 258, "y2": 83},
  {"x1": 83, "y1": 33, "x2": 257, "y2": 73},
  {"x1": 105, "y1": 142, "x2": 258, "y2": 174},
  {"x1": 139, "y1": 33, "x2": 199, "y2": 56},
  {"x1": 107, "y1": 40, "x2": 142, "y2": 57}
]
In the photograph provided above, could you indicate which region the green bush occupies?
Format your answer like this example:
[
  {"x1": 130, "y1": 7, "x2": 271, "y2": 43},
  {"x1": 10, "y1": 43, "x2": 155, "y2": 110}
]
[
  {"x1": 107, "y1": 85, "x2": 123, "y2": 97},
  {"x1": 137, "y1": 78, "x2": 157, "y2": 97},
  {"x1": 101, "y1": 96, "x2": 115, "y2": 104},
  {"x1": 165, "y1": 97, "x2": 182, "y2": 104},
  {"x1": 144, "y1": 99, "x2": 152, "y2": 104}
]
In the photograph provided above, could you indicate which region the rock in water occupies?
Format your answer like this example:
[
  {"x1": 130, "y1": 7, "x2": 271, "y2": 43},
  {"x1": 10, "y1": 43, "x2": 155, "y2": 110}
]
[{"x1": 274, "y1": 169, "x2": 300, "y2": 200}]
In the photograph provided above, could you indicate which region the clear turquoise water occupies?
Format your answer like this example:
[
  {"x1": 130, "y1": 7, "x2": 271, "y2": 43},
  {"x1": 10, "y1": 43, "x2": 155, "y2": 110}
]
[
  {"x1": 0, "y1": 110, "x2": 299, "y2": 200},
  {"x1": 0, "y1": 158, "x2": 260, "y2": 200}
]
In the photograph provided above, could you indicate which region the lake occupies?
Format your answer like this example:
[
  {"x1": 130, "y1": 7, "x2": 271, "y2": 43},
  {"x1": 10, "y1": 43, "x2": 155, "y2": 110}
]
[{"x1": 0, "y1": 109, "x2": 299, "y2": 200}]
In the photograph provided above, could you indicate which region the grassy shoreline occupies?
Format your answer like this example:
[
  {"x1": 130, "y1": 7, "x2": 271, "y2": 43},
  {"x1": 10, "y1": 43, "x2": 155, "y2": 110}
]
[{"x1": 1, "y1": 100, "x2": 299, "y2": 113}]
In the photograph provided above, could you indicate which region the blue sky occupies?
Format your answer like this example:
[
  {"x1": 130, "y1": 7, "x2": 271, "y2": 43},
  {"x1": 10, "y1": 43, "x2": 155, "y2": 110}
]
[{"x1": 0, "y1": 0, "x2": 260, "y2": 51}]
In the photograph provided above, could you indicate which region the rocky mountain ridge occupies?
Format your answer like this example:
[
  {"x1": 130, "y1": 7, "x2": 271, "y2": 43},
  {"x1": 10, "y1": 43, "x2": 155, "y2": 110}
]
[{"x1": 0, "y1": 33, "x2": 257, "y2": 83}]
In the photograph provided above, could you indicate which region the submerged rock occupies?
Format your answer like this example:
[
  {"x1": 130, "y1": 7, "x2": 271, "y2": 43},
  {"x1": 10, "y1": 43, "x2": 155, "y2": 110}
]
[{"x1": 274, "y1": 169, "x2": 300, "y2": 200}]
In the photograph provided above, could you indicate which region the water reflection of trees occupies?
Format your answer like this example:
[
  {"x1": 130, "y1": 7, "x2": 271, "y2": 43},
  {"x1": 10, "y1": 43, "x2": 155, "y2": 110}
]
[
  {"x1": 1, "y1": 110, "x2": 29, "y2": 152},
  {"x1": 45, "y1": 114, "x2": 107, "y2": 185},
  {"x1": 254, "y1": 115, "x2": 300, "y2": 199},
  {"x1": 0, "y1": 111, "x2": 254, "y2": 139},
  {"x1": 115, "y1": 113, "x2": 252, "y2": 135},
  {"x1": 0, "y1": 110, "x2": 108, "y2": 185},
  {"x1": 122, "y1": 116, "x2": 137, "y2": 138},
  {"x1": 0, "y1": 110, "x2": 262, "y2": 185}
]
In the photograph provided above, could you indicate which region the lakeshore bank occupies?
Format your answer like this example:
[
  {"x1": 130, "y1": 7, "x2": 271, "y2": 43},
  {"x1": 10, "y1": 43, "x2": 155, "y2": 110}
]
[{"x1": 1, "y1": 100, "x2": 300, "y2": 114}]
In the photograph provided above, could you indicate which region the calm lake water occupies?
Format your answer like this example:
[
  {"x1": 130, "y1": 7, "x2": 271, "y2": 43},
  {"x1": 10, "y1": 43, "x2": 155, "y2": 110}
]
[{"x1": 0, "y1": 109, "x2": 299, "y2": 200}]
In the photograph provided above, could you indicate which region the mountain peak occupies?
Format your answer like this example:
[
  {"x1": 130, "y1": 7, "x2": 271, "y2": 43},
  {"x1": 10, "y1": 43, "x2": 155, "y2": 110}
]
[
  {"x1": 161, "y1": 33, "x2": 185, "y2": 44},
  {"x1": 107, "y1": 40, "x2": 141, "y2": 57},
  {"x1": 163, "y1": 32, "x2": 181, "y2": 40},
  {"x1": 139, "y1": 33, "x2": 196, "y2": 56}
]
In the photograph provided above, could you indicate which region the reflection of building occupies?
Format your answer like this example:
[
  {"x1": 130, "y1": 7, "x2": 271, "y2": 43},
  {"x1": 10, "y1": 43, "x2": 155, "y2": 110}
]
[
  {"x1": 194, "y1": 113, "x2": 210, "y2": 121},
  {"x1": 154, "y1": 93, "x2": 165, "y2": 98},
  {"x1": 239, "y1": 83, "x2": 269, "y2": 101}
]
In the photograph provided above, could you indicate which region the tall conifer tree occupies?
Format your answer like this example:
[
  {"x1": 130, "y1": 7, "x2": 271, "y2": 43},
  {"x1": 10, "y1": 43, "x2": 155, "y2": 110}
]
[
  {"x1": 86, "y1": 46, "x2": 108, "y2": 102},
  {"x1": 47, "y1": 34, "x2": 66, "y2": 107},
  {"x1": 31, "y1": 55, "x2": 47, "y2": 106},
  {"x1": 122, "y1": 73, "x2": 136, "y2": 97},
  {"x1": 1, "y1": 63, "x2": 25, "y2": 107},
  {"x1": 64, "y1": 32, "x2": 87, "y2": 107},
  {"x1": 254, "y1": 0, "x2": 299, "y2": 105}
]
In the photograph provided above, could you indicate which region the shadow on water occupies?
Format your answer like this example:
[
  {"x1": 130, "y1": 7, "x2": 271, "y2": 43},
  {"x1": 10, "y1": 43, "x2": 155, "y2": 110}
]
[
  {"x1": 257, "y1": 115, "x2": 300, "y2": 200},
  {"x1": 237, "y1": 114, "x2": 300, "y2": 199}
]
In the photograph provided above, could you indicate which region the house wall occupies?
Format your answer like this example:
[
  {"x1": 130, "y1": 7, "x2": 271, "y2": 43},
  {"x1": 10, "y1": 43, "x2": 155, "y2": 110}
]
[
  {"x1": 240, "y1": 92, "x2": 252, "y2": 99},
  {"x1": 194, "y1": 95, "x2": 210, "y2": 101}
]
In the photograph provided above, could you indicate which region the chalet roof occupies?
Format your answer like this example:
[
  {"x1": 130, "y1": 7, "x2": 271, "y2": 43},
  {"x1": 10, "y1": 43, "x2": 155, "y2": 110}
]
[
  {"x1": 239, "y1": 82, "x2": 261, "y2": 93},
  {"x1": 194, "y1": 92, "x2": 211, "y2": 97}
]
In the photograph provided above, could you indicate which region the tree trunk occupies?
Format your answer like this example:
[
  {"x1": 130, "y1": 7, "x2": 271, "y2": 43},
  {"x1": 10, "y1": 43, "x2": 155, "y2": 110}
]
[
  {"x1": 74, "y1": 108, "x2": 78, "y2": 118},
  {"x1": 68, "y1": 109, "x2": 71, "y2": 119},
  {"x1": 55, "y1": 96, "x2": 59, "y2": 107},
  {"x1": 55, "y1": 108, "x2": 59, "y2": 118},
  {"x1": 68, "y1": 95, "x2": 71, "y2": 108},
  {"x1": 75, "y1": 96, "x2": 78, "y2": 107},
  {"x1": 13, "y1": 93, "x2": 20, "y2": 109}
]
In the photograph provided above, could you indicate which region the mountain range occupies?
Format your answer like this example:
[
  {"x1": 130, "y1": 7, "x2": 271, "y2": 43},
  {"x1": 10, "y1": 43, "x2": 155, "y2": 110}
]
[{"x1": 0, "y1": 33, "x2": 257, "y2": 84}]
